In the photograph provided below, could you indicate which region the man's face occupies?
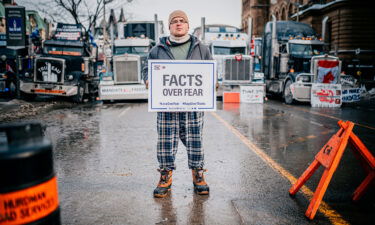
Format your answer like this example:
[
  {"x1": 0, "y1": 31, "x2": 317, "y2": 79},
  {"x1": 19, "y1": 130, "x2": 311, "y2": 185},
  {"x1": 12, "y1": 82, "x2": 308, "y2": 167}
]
[{"x1": 169, "y1": 17, "x2": 189, "y2": 37}]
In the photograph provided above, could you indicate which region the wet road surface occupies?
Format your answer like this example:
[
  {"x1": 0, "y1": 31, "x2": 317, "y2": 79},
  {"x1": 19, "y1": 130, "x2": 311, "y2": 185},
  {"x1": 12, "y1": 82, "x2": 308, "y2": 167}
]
[{"x1": 9, "y1": 100, "x2": 374, "y2": 224}]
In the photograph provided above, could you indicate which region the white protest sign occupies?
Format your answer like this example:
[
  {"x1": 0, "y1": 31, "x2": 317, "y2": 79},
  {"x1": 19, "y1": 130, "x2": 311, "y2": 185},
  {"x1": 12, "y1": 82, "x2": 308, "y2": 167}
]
[
  {"x1": 311, "y1": 83, "x2": 342, "y2": 107},
  {"x1": 240, "y1": 85, "x2": 265, "y2": 103},
  {"x1": 148, "y1": 60, "x2": 216, "y2": 112}
]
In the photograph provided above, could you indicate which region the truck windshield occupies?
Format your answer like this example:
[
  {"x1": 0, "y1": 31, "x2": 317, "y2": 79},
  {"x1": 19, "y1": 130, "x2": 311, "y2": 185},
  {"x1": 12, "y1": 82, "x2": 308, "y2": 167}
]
[
  {"x1": 289, "y1": 44, "x2": 323, "y2": 56},
  {"x1": 114, "y1": 46, "x2": 149, "y2": 55},
  {"x1": 213, "y1": 47, "x2": 246, "y2": 55},
  {"x1": 43, "y1": 45, "x2": 83, "y2": 56}
]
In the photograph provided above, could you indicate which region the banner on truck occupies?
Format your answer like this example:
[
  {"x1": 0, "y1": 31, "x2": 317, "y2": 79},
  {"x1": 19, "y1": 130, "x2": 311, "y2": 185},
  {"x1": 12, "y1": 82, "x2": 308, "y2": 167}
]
[
  {"x1": 311, "y1": 83, "x2": 342, "y2": 107},
  {"x1": 148, "y1": 60, "x2": 216, "y2": 112},
  {"x1": 55, "y1": 23, "x2": 82, "y2": 41},
  {"x1": 317, "y1": 60, "x2": 339, "y2": 84}
]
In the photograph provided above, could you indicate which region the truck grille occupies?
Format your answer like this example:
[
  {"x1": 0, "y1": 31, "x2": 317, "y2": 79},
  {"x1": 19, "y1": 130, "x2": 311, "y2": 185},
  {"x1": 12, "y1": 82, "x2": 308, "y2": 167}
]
[
  {"x1": 113, "y1": 55, "x2": 140, "y2": 84},
  {"x1": 35, "y1": 58, "x2": 64, "y2": 83},
  {"x1": 223, "y1": 56, "x2": 252, "y2": 83}
]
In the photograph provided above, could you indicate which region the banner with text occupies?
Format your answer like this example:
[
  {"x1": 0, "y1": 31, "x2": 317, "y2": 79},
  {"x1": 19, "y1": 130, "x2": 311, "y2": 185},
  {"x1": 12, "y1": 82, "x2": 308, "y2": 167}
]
[
  {"x1": 5, "y1": 6, "x2": 26, "y2": 49},
  {"x1": 342, "y1": 87, "x2": 362, "y2": 103},
  {"x1": 240, "y1": 85, "x2": 265, "y2": 103},
  {"x1": 148, "y1": 60, "x2": 216, "y2": 112},
  {"x1": 311, "y1": 83, "x2": 342, "y2": 107},
  {"x1": 55, "y1": 23, "x2": 82, "y2": 41}
]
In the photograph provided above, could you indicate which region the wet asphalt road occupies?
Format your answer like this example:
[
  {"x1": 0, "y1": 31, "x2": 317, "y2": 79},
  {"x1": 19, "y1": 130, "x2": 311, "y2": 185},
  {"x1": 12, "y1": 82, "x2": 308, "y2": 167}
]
[{"x1": 6, "y1": 99, "x2": 375, "y2": 225}]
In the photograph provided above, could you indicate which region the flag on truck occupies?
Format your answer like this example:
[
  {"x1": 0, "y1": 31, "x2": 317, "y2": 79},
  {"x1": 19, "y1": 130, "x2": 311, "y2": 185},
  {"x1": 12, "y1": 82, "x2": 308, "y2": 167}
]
[{"x1": 317, "y1": 60, "x2": 339, "y2": 84}]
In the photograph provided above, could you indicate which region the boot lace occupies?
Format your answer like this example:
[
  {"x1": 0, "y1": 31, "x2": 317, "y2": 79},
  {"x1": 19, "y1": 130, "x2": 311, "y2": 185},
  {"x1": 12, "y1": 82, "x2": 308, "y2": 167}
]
[
  {"x1": 194, "y1": 169, "x2": 207, "y2": 183},
  {"x1": 157, "y1": 169, "x2": 171, "y2": 184}
]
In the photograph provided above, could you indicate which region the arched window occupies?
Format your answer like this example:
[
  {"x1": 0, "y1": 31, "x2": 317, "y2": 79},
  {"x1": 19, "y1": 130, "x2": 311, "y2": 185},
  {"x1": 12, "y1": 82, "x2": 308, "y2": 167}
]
[{"x1": 281, "y1": 7, "x2": 287, "y2": 20}]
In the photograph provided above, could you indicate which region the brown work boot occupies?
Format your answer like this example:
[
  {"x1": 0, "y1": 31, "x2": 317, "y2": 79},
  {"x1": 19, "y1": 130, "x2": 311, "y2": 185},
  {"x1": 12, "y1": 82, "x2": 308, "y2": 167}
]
[
  {"x1": 192, "y1": 168, "x2": 209, "y2": 195},
  {"x1": 153, "y1": 169, "x2": 173, "y2": 198}
]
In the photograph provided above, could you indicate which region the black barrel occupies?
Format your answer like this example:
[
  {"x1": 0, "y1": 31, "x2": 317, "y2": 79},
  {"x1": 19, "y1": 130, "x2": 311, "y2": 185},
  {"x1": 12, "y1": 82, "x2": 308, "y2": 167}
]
[{"x1": 0, "y1": 122, "x2": 61, "y2": 225}]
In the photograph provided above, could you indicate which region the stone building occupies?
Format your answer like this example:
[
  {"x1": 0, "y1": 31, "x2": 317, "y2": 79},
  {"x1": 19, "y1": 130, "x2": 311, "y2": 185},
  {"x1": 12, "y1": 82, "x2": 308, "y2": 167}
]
[{"x1": 242, "y1": 0, "x2": 375, "y2": 82}]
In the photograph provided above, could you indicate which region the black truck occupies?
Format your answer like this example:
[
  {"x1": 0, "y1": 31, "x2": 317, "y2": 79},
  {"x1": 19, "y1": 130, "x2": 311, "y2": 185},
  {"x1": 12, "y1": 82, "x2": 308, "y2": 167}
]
[
  {"x1": 19, "y1": 23, "x2": 98, "y2": 102},
  {"x1": 262, "y1": 18, "x2": 340, "y2": 104}
]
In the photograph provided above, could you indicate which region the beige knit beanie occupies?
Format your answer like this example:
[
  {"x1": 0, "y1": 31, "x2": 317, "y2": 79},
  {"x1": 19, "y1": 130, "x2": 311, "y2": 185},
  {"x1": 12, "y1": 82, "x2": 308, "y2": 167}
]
[{"x1": 168, "y1": 10, "x2": 189, "y2": 25}]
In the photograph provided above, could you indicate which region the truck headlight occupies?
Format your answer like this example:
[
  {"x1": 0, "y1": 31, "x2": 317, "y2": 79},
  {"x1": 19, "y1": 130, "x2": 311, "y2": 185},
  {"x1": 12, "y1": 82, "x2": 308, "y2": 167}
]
[
  {"x1": 1, "y1": 55, "x2": 6, "y2": 61},
  {"x1": 253, "y1": 72, "x2": 264, "y2": 79},
  {"x1": 102, "y1": 76, "x2": 113, "y2": 81},
  {"x1": 296, "y1": 75, "x2": 311, "y2": 83},
  {"x1": 68, "y1": 75, "x2": 74, "y2": 81},
  {"x1": 25, "y1": 72, "x2": 30, "y2": 77}
]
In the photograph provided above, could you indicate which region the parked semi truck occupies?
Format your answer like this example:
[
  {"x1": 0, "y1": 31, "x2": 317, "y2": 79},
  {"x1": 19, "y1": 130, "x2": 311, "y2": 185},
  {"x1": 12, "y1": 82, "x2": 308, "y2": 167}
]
[
  {"x1": 193, "y1": 19, "x2": 264, "y2": 98},
  {"x1": 20, "y1": 23, "x2": 98, "y2": 102},
  {"x1": 262, "y1": 17, "x2": 341, "y2": 104},
  {"x1": 98, "y1": 17, "x2": 164, "y2": 101}
]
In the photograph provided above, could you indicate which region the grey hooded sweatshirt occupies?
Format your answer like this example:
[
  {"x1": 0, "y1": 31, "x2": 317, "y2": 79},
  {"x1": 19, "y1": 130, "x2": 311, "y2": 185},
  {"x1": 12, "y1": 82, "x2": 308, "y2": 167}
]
[{"x1": 142, "y1": 35, "x2": 213, "y2": 82}]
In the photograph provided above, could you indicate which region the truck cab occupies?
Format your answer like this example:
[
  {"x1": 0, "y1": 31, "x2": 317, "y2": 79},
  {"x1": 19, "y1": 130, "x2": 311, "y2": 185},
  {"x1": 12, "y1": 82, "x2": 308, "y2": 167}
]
[
  {"x1": 195, "y1": 25, "x2": 253, "y2": 84},
  {"x1": 20, "y1": 23, "x2": 97, "y2": 102},
  {"x1": 99, "y1": 20, "x2": 164, "y2": 101},
  {"x1": 194, "y1": 24, "x2": 262, "y2": 97},
  {"x1": 262, "y1": 19, "x2": 341, "y2": 104}
]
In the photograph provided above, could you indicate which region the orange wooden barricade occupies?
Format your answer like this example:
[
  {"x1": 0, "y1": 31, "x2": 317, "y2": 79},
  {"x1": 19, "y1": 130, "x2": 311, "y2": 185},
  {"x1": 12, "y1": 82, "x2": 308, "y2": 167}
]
[{"x1": 289, "y1": 120, "x2": 375, "y2": 220}]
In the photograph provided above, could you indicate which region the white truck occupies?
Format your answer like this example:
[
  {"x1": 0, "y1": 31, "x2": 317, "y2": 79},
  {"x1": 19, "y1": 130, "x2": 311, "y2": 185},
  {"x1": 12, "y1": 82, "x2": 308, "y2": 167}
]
[
  {"x1": 98, "y1": 17, "x2": 164, "y2": 101},
  {"x1": 193, "y1": 19, "x2": 264, "y2": 98}
]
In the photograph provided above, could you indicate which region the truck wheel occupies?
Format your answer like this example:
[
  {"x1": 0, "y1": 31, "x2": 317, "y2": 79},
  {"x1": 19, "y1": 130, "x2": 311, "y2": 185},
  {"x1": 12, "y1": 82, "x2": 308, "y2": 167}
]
[
  {"x1": 283, "y1": 80, "x2": 295, "y2": 105},
  {"x1": 72, "y1": 81, "x2": 85, "y2": 103}
]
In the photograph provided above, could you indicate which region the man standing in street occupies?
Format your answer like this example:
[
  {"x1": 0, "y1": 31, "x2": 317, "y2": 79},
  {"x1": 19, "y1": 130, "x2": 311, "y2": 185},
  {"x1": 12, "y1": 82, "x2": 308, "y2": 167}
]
[{"x1": 142, "y1": 10, "x2": 212, "y2": 198}]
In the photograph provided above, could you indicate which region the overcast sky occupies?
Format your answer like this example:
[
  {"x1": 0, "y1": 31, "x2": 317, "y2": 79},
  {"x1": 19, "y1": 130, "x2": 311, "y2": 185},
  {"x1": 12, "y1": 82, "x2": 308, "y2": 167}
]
[
  {"x1": 127, "y1": 0, "x2": 242, "y2": 33},
  {"x1": 18, "y1": 0, "x2": 242, "y2": 34}
]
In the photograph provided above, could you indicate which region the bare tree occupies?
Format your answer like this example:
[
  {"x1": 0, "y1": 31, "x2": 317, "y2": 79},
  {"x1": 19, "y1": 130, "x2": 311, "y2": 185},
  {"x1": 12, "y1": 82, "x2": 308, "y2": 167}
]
[
  {"x1": 53, "y1": 0, "x2": 107, "y2": 32},
  {"x1": 18, "y1": 0, "x2": 133, "y2": 32}
]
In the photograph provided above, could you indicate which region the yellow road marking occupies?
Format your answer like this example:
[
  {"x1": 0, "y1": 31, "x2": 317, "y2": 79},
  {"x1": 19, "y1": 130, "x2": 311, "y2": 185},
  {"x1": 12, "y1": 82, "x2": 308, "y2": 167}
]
[
  {"x1": 285, "y1": 105, "x2": 375, "y2": 131},
  {"x1": 210, "y1": 112, "x2": 350, "y2": 225}
]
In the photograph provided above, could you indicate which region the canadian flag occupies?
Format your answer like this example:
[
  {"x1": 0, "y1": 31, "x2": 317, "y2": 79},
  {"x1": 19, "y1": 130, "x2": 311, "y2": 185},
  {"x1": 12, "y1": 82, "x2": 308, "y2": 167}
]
[{"x1": 317, "y1": 60, "x2": 339, "y2": 84}]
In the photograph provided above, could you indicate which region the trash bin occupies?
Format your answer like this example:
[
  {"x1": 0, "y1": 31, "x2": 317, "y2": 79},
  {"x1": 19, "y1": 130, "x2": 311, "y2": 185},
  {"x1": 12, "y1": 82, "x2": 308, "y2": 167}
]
[{"x1": 0, "y1": 122, "x2": 61, "y2": 225}]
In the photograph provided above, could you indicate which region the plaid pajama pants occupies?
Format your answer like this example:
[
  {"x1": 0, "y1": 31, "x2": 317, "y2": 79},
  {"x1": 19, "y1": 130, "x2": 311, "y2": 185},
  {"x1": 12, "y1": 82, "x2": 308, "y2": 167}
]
[{"x1": 157, "y1": 111, "x2": 205, "y2": 170}]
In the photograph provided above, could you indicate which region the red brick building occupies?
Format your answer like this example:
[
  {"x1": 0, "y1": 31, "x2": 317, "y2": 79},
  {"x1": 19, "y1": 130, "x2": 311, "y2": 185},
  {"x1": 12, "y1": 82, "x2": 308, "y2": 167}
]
[{"x1": 242, "y1": 0, "x2": 375, "y2": 82}]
